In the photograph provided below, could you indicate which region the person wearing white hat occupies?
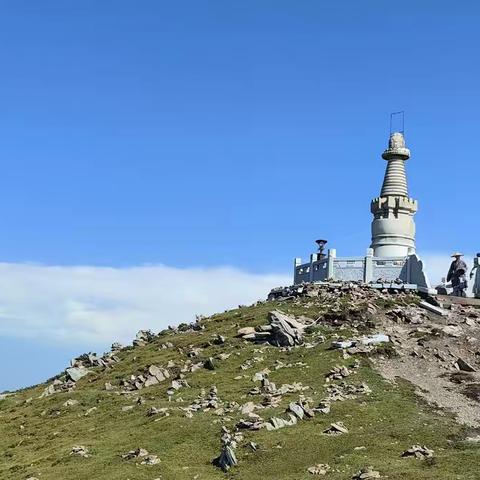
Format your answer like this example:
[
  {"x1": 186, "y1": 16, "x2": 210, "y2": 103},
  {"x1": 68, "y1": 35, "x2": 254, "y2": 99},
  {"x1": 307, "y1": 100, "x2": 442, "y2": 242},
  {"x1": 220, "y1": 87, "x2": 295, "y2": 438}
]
[
  {"x1": 447, "y1": 253, "x2": 468, "y2": 297},
  {"x1": 470, "y1": 253, "x2": 480, "y2": 299}
]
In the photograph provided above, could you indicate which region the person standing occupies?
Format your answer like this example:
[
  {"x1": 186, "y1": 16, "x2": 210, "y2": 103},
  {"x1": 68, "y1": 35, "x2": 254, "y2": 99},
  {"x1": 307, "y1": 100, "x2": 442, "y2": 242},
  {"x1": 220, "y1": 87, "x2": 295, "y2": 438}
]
[
  {"x1": 447, "y1": 252, "x2": 468, "y2": 297},
  {"x1": 470, "y1": 253, "x2": 480, "y2": 299}
]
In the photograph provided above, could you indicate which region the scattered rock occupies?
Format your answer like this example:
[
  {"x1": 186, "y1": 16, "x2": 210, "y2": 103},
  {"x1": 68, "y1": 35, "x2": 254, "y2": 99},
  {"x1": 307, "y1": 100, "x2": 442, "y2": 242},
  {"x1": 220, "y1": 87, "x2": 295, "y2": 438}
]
[
  {"x1": 288, "y1": 401, "x2": 305, "y2": 420},
  {"x1": 388, "y1": 306, "x2": 425, "y2": 324},
  {"x1": 66, "y1": 366, "x2": 90, "y2": 383},
  {"x1": 325, "y1": 382, "x2": 371, "y2": 401},
  {"x1": 308, "y1": 464, "x2": 331, "y2": 475},
  {"x1": 442, "y1": 325, "x2": 463, "y2": 338},
  {"x1": 265, "y1": 414, "x2": 298, "y2": 431},
  {"x1": 111, "y1": 342, "x2": 124, "y2": 352},
  {"x1": 237, "y1": 310, "x2": 308, "y2": 347},
  {"x1": 419, "y1": 300, "x2": 447, "y2": 316},
  {"x1": 238, "y1": 327, "x2": 256, "y2": 336},
  {"x1": 326, "y1": 365, "x2": 351, "y2": 381},
  {"x1": 147, "y1": 407, "x2": 170, "y2": 417},
  {"x1": 314, "y1": 401, "x2": 331, "y2": 414},
  {"x1": 40, "y1": 379, "x2": 76, "y2": 398},
  {"x1": 323, "y1": 422, "x2": 348, "y2": 435},
  {"x1": 133, "y1": 330, "x2": 156, "y2": 347},
  {"x1": 120, "y1": 365, "x2": 170, "y2": 391},
  {"x1": 213, "y1": 334, "x2": 226, "y2": 344},
  {"x1": 352, "y1": 466, "x2": 381, "y2": 479},
  {"x1": 122, "y1": 448, "x2": 160, "y2": 465},
  {"x1": 268, "y1": 310, "x2": 305, "y2": 346},
  {"x1": 332, "y1": 334, "x2": 389, "y2": 351},
  {"x1": 204, "y1": 357, "x2": 216, "y2": 370},
  {"x1": 70, "y1": 445, "x2": 90, "y2": 458},
  {"x1": 455, "y1": 358, "x2": 476, "y2": 372},
  {"x1": 401, "y1": 445, "x2": 434, "y2": 459}
]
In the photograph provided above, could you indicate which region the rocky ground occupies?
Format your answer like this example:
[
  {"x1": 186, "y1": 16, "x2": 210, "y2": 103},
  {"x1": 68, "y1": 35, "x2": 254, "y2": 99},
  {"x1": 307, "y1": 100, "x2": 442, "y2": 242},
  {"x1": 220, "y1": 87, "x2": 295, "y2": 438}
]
[{"x1": 0, "y1": 282, "x2": 479, "y2": 479}]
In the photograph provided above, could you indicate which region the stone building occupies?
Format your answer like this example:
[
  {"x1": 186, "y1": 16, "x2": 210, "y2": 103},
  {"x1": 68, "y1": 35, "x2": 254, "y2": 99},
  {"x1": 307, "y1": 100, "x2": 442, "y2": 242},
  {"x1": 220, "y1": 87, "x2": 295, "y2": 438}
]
[{"x1": 293, "y1": 130, "x2": 431, "y2": 292}]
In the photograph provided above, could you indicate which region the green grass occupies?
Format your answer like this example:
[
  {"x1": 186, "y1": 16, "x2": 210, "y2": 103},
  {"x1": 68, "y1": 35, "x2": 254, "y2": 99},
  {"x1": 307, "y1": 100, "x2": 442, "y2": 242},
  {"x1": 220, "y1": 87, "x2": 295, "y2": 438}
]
[{"x1": 0, "y1": 297, "x2": 478, "y2": 479}]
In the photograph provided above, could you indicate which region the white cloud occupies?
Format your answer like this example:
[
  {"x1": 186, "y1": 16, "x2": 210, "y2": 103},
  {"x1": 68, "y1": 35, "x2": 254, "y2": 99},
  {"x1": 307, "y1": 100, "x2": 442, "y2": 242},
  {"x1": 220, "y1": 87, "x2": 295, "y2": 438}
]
[
  {"x1": 0, "y1": 263, "x2": 290, "y2": 347},
  {"x1": 0, "y1": 253, "x2": 475, "y2": 350}
]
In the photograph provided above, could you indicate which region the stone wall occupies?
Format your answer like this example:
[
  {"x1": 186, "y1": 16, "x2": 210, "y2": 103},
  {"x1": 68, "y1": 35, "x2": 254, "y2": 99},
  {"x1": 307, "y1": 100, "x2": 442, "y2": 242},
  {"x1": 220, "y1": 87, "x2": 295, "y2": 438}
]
[
  {"x1": 293, "y1": 250, "x2": 431, "y2": 292},
  {"x1": 333, "y1": 259, "x2": 364, "y2": 282}
]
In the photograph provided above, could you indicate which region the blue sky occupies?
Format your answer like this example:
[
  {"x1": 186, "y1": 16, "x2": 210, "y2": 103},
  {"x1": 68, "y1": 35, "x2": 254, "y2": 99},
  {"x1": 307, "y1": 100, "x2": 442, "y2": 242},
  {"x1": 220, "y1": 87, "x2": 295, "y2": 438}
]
[{"x1": 0, "y1": 1, "x2": 479, "y2": 391}]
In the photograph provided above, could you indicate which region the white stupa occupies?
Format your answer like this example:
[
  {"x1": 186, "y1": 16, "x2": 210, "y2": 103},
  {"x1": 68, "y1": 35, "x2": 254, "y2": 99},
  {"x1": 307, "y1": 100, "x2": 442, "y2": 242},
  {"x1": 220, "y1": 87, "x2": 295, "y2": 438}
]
[
  {"x1": 293, "y1": 124, "x2": 431, "y2": 293},
  {"x1": 370, "y1": 132, "x2": 418, "y2": 257}
]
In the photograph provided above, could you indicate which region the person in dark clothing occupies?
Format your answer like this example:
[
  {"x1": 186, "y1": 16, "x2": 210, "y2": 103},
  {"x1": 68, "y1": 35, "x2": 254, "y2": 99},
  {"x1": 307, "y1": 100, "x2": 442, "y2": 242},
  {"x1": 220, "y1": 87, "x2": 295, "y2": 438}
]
[{"x1": 447, "y1": 252, "x2": 468, "y2": 297}]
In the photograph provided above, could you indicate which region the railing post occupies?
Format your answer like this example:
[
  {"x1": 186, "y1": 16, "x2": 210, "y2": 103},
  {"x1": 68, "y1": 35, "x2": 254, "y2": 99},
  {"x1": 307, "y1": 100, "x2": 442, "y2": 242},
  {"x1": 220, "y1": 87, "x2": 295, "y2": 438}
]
[
  {"x1": 293, "y1": 257, "x2": 302, "y2": 284},
  {"x1": 327, "y1": 249, "x2": 336, "y2": 280},
  {"x1": 364, "y1": 248, "x2": 374, "y2": 283}
]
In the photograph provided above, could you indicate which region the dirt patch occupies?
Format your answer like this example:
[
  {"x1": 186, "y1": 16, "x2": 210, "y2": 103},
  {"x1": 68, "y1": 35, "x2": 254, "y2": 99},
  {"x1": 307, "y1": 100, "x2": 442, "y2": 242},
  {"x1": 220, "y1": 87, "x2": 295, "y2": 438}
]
[{"x1": 375, "y1": 356, "x2": 480, "y2": 427}]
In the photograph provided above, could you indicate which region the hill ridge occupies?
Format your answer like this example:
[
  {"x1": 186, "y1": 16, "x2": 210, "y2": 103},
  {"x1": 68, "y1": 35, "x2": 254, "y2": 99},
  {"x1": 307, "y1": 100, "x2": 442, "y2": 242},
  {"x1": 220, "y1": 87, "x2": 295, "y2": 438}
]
[{"x1": 1, "y1": 282, "x2": 479, "y2": 479}]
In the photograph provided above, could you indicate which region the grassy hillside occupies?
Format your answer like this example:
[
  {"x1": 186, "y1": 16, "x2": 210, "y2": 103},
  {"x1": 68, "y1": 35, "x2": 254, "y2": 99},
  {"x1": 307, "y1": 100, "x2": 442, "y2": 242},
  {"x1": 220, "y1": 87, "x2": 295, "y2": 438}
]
[{"x1": 0, "y1": 290, "x2": 479, "y2": 480}]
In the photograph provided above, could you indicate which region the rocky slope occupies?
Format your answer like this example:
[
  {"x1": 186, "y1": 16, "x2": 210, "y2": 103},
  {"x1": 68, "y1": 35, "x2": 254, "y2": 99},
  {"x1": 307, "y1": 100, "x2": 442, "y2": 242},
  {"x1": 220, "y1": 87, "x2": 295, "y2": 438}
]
[{"x1": 0, "y1": 282, "x2": 479, "y2": 480}]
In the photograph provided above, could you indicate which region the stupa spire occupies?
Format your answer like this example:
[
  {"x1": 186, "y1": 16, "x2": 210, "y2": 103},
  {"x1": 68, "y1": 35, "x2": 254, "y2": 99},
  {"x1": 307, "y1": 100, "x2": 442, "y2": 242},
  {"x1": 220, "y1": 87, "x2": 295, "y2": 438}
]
[
  {"x1": 380, "y1": 132, "x2": 410, "y2": 196},
  {"x1": 370, "y1": 130, "x2": 418, "y2": 257}
]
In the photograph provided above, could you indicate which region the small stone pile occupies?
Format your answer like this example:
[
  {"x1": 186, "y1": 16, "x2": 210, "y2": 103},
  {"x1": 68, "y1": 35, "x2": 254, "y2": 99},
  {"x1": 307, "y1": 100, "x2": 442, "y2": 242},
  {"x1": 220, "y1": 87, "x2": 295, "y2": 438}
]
[
  {"x1": 238, "y1": 310, "x2": 310, "y2": 347},
  {"x1": 387, "y1": 306, "x2": 426, "y2": 324},
  {"x1": 180, "y1": 359, "x2": 204, "y2": 373},
  {"x1": 111, "y1": 342, "x2": 124, "y2": 352},
  {"x1": 267, "y1": 285, "x2": 304, "y2": 300},
  {"x1": 401, "y1": 445, "x2": 434, "y2": 459},
  {"x1": 268, "y1": 281, "x2": 384, "y2": 302},
  {"x1": 239, "y1": 394, "x2": 317, "y2": 432},
  {"x1": 248, "y1": 377, "x2": 309, "y2": 397},
  {"x1": 133, "y1": 330, "x2": 156, "y2": 347},
  {"x1": 323, "y1": 422, "x2": 349, "y2": 435},
  {"x1": 70, "y1": 351, "x2": 120, "y2": 370},
  {"x1": 288, "y1": 399, "x2": 315, "y2": 419},
  {"x1": 307, "y1": 464, "x2": 331, "y2": 475},
  {"x1": 40, "y1": 378, "x2": 76, "y2": 398},
  {"x1": 65, "y1": 352, "x2": 120, "y2": 382},
  {"x1": 40, "y1": 346, "x2": 125, "y2": 397},
  {"x1": 181, "y1": 386, "x2": 222, "y2": 417},
  {"x1": 326, "y1": 365, "x2": 352, "y2": 381},
  {"x1": 326, "y1": 382, "x2": 371, "y2": 402},
  {"x1": 175, "y1": 319, "x2": 205, "y2": 333},
  {"x1": 121, "y1": 448, "x2": 160, "y2": 465},
  {"x1": 264, "y1": 414, "x2": 298, "y2": 431},
  {"x1": 167, "y1": 378, "x2": 190, "y2": 397},
  {"x1": 352, "y1": 466, "x2": 381, "y2": 479},
  {"x1": 147, "y1": 406, "x2": 170, "y2": 418},
  {"x1": 70, "y1": 445, "x2": 90, "y2": 458},
  {"x1": 307, "y1": 381, "x2": 371, "y2": 418},
  {"x1": 213, "y1": 427, "x2": 243, "y2": 472},
  {"x1": 120, "y1": 365, "x2": 170, "y2": 391}
]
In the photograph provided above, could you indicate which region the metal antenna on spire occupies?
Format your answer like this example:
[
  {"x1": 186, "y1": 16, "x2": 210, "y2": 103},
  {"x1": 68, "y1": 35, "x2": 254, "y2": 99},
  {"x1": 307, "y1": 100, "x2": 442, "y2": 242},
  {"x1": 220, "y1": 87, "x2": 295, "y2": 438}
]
[{"x1": 390, "y1": 111, "x2": 405, "y2": 135}]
